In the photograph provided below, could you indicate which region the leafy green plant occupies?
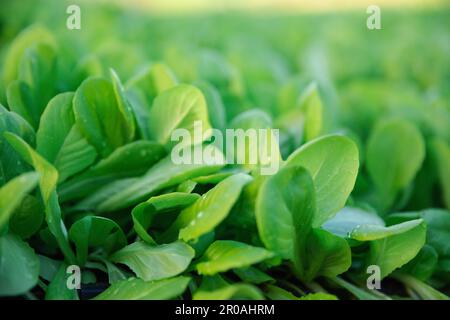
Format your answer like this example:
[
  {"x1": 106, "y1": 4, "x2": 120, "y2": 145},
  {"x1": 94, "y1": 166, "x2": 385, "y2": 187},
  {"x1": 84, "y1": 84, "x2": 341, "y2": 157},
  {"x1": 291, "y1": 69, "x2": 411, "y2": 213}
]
[{"x1": 0, "y1": 2, "x2": 449, "y2": 301}]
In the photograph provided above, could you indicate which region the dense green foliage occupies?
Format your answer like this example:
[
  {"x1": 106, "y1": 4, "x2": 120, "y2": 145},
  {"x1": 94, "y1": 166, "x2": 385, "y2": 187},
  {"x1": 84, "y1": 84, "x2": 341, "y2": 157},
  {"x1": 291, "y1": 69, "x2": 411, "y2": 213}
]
[{"x1": 0, "y1": 1, "x2": 449, "y2": 300}]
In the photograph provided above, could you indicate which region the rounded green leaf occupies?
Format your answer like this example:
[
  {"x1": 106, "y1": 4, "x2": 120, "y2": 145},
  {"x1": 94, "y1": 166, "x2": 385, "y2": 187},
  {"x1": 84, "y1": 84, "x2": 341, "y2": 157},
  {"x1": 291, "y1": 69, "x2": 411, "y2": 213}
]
[
  {"x1": 73, "y1": 77, "x2": 134, "y2": 157},
  {"x1": 111, "y1": 241, "x2": 194, "y2": 281},
  {"x1": 286, "y1": 134, "x2": 359, "y2": 226},
  {"x1": 149, "y1": 84, "x2": 211, "y2": 148},
  {"x1": 0, "y1": 172, "x2": 39, "y2": 231},
  {"x1": 367, "y1": 221, "x2": 426, "y2": 279},
  {"x1": 366, "y1": 119, "x2": 425, "y2": 210},
  {"x1": 175, "y1": 173, "x2": 253, "y2": 242},
  {"x1": 37, "y1": 92, "x2": 97, "y2": 182},
  {"x1": 256, "y1": 165, "x2": 315, "y2": 260},
  {"x1": 94, "y1": 276, "x2": 191, "y2": 300},
  {"x1": 196, "y1": 240, "x2": 274, "y2": 275}
]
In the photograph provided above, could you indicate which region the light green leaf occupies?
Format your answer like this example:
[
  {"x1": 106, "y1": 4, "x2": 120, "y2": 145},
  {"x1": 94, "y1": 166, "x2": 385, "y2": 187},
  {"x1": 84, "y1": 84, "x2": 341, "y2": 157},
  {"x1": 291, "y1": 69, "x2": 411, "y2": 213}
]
[
  {"x1": 37, "y1": 92, "x2": 97, "y2": 182},
  {"x1": 125, "y1": 63, "x2": 178, "y2": 139},
  {"x1": 59, "y1": 140, "x2": 165, "y2": 201},
  {"x1": 94, "y1": 276, "x2": 190, "y2": 300},
  {"x1": 82, "y1": 146, "x2": 224, "y2": 212},
  {"x1": 195, "y1": 81, "x2": 226, "y2": 131},
  {"x1": 0, "y1": 234, "x2": 40, "y2": 296},
  {"x1": 286, "y1": 135, "x2": 359, "y2": 226},
  {"x1": 132, "y1": 192, "x2": 200, "y2": 245},
  {"x1": 299, "y1": 292, "x2": 338, "y2": 300},
  {"x1": 366, "y1": 119, "x2": 425, "y2": 211},
  {"x1": 193, "y1": 276, "x2": 264, "y2": 300},
  {"x1": 229, "y1": 109, "x2": 281, "y2": 172},
  {"x1": 111, "y1": 241, "x2": 194, "y2": 281},
  {"x1": 196, "y1": 240, "x2": 274, "y2": 275},
  {"x1": 16, "y1": 42, "x2": 57, "y2": 128},
  {"x1": 52, "y1": 125, "x2": 97, "y2": 182},
  {"x1": 73, "y1": 77, "x2": 134, "y2": 157},
  {"x1": 256, "y1": 165, "x2": 315, "y2": 260},
  {"x1": 174, "y1": 173, "x2": 252, "y2": 242},
  {"x1": 149, "y1": 84, "x2": 211, "y2": 148},
  {"x1": 0, "y1": 172, "x2": 39, "y2": 231},
  {"x1": 2, "y1": 25, "x2": 55, "y2": 88},
  {"x1": 350, "y1": 219, "x2": 424, "y2": 241},
  {"x1": 300, "y1": 228, "x2": 352, "y2": 282},
  {"x1": 322, "y1": 206, "x2": 384, "y2": 238},
  {"x1": 298, "y1": 82, "x2": 323, "y2": 142},
  {"x1": 367, "y1": 221, "x2": 426, "y2": 279}
]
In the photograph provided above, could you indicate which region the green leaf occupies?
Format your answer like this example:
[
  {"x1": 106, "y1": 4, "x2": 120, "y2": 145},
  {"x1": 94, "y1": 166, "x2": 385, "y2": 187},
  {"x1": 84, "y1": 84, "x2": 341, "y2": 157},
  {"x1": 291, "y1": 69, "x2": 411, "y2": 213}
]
[
  {"x1": 52, "y1": 125, "x2": 98, "y2": 182},
  {"x1": 73, "y1": 77, "x2": 134, "y2": 157},
  {"x1": 193, "y1": 276, "x2": 264, "y2": 300},
  {"x1": 111, "y1": 241, "x2": 194, "y2": 281},
  {"x1": 229, "y1": 109, "x2": 281, "y2": 172},
  {"x1": 366, "y1": 220, "x2": 426, "y2": 279},
  {"x1": 126, "y1": 63, "x2": 178, "y2": 104},
  {"x1": 196, "y1": 240, "x2": 274, "y2": 275},
  {"x1": 366, "y1": 119, "x2": 425, "y2": 211},
  {"x1": 149, "y1": 84, "x2": 211, "y2": 148},
  {"x1": 59, "y1": 140, "x2": 165, "y2": 201},
  {"x1": 81, "y1": 146, "x2": 224, "y2": 212},
  {"x1": 350, "y1": 219, "x2": 424, "y2": 241},
  {"x1": 45, "y1": 263, "x2": 79, "y2": 300},
  {"x1": 233, "y1": 267, "x2": 274, "y2": 284},
  {"x1": 0, "y1": 234, "x2": 40, "y2": 296},
  {"x1": 432, "y1": 139, "x2": 450, "y2": 209},
  {"x1": 132, "y1": 192, "x2": 200, "y2": 245},
  {"x1": 6, "y1": 81, "x2": 36, "y2": 129},
  {"x1": 401, "y1": 244, "x2": 438, "y2": 281},
  {"x1": 0, "y1": 172, "x2": 39, "y2": 231},
  {"x1": 2, "y1": 25, "x2": 55, "y2": 88},
  {"x1": 9, "y1": 194, "x2": 44, "y2": 239},
  {"x1": 5, "y1": 132, "x2": 76, "y2": 264},
  {"x1": 256, "y1": 165, "x2": 315, "y2": 260},
  {"x1": 15, "y1": 42, "x2": 57, "y2": 128},
  {"x1": 94, "y1": 276, "x2": 190, "y2": 300},
  {"x1": 173, "y1": 173, "x2": 252, "y2": 242},
  {"x1": 110, "y1": 69, "x2": 136, "y2": 143},
  {"x1": 298, "y1": 82, "x2": 323, "y2": 142},
  {"x1": 0, "y1": 105, "x2": 35, "y2": 185},
  {"x1": 38, "y1": 255, "x2": 61, "y2": 282},
  {"x1": 195, "y1": 81, "x2": 226, "y2": 131},
  {"x1": 286, "y1": 135, "x2": 359, "y2": 226},
  {"x1": 420, "y1": 209, "x2": 450, "y2": 257},
  {"x1": 299, "y1": 292, "x2": 338, "y2": 300},
  {"x1": 37, "y1": 92, "x2": 97, "y2": 182},
  {"x1": 322, "y1": 206, "x2": 384, "y2": 238},
  {"x1": 69, "y1": 216, "x2": 127, "y2": 266},
  {"x1": 125, "y1": 64, "x2": 178, "y2": 139},
  {"x1": 264, "y1": 285, "x2": 301, "y2": 300},
  {"x1": 330, "y1": 277, "x2": 385, "y2": 300},
  {"x1": 394, "y1": 274, "x2": 449, "y2": 300},
  {"x1": 299, "y1": 228, "x2": 352, "y2": 282}
]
